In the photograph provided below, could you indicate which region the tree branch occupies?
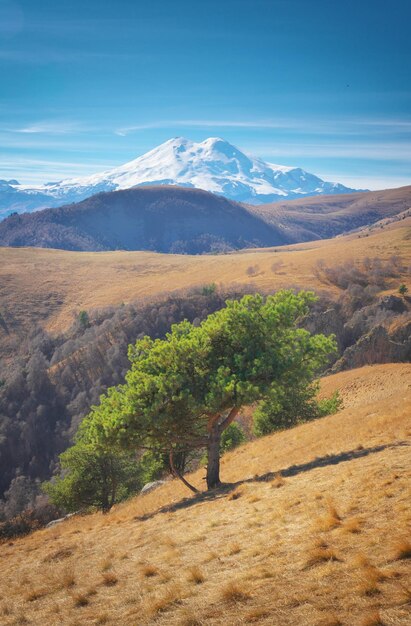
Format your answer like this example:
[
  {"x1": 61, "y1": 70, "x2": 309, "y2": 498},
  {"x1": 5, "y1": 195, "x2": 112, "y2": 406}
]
[
  {"x1": 218, "y1": 406, "x2": 240, "y2": 433},
  {"x1": 169, "y1": 448, "x2": 199, "y2": 494}
]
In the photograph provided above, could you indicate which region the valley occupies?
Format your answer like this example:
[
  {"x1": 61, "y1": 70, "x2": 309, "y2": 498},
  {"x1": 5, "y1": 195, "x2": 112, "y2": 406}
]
[{"x1": 1, "y1": 213, "x2": 409, "y2": 335}]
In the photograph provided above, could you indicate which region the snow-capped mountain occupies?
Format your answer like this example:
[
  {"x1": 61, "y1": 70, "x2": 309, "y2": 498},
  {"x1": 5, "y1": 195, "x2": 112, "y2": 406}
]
[{"x1": 0, "y1": 137, "x2": 359, "y2": 217}]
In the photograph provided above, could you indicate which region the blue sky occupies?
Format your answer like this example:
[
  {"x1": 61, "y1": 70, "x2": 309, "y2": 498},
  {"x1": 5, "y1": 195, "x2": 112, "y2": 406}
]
[{"x1": 0, "y1": 0, "x2": 410, "y2": 189}]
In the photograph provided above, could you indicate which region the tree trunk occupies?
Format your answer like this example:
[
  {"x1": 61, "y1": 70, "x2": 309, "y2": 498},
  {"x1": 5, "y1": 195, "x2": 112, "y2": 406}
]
[
  {"x1": 206, "y1": 427, "x2": 221, "y2": 490},
  {"x1": 100, "y1": 460, "x2": 111, "y2": 513}
]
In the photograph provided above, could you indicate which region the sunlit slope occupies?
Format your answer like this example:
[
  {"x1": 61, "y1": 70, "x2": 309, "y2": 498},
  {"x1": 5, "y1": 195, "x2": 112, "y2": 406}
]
[
  {"x1": 1, "y1": 216, "x2": 410, "y2": 334},
  {"x1": 1, "y1": 363, "x2": 410, "y2": 625}
]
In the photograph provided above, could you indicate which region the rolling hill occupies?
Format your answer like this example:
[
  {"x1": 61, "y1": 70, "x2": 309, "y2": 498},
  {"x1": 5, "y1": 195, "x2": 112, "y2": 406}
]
[
  {"x1": 0, "y1": 186, "x2": 287, "y2": 253},
  {"x1": 0, "y1": 184, "x2": 410, "y2": 254},
  {"x1": 1, "y1": 363, "x2": 410, "y2": 625},
  {"x1": 250, "y1": 184, "x2": 411, "y2": 240},
  {"x1": 0, "y1": 213, "x2": 409, "y2": 336}
]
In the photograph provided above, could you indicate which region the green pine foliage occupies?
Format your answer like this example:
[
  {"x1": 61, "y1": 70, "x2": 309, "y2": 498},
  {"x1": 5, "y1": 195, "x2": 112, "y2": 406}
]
[
  {"x1": 220, "y1": 423, "x2": 246, "y2": 453},
  {"x1": 253, "y1": 384, "x2": 343, "y2": 436},
  {"x1": 81, "y1": 291, "x2": 336, "y2": 490},
  {"x1": 43, "y1": 442, "x2": 142, "y2": 513},
  {"x1": 317, "y1": 391, "x2": 343, "y2": 417}
]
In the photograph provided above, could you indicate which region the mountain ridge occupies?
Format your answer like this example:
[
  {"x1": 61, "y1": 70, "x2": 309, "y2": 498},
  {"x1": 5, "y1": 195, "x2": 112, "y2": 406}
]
[
  {"x1": 0, "y1": 184, "x2": 409, "y2": 254},
  {"x1": 0, "y1": 137, "x2": 360, "y2": 216}
]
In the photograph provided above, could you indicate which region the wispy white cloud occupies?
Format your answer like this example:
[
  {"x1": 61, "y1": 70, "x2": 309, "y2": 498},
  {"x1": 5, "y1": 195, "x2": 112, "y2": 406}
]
[
  {"x1": 13, "y1": 120, "x2": 86, "y2": 135},
  {"x1": 0, "y1": 157, "x2": 112, "y2": 185},
  {"x1": 115, "y1": 119, "x2": 294, "y2": 135},
  {"x1": 115, "y1": 117, "x2": 411, "y2": 136}
]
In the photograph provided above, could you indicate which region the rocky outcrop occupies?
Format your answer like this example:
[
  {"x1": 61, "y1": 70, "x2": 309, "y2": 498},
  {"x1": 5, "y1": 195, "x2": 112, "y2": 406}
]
[
  {"x1": 332, "y1": 319, "x2": 411, "y2": 372},
  {"x1": 140, "y1": 481, "x2": 167, "y2": 495}
]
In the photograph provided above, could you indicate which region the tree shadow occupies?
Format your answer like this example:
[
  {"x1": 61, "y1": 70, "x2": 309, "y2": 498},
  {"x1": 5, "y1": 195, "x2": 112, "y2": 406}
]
[{"x1": 135, "y1": 440, "x2": 408, "y2": 522}]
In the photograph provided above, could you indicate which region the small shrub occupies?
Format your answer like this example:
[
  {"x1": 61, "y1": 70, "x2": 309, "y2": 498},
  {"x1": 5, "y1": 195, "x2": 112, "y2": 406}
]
[
  {"x1": 393, "y1": 539, "x2": 411, "y2": 560},
  {"x1": 44, "y1": 546, "x2": 74, "y2": 562},
  {"x1": 77, "y1": 310, "x2": 90, "y2": 329},
  {"x1": 187, "y1": 566, "x2": 204, "y2": 584},
  {"x1": 102, "y1": 572, "x2": 118, "y2": 586},
  {"x1": 246, "y1": 265, "x2": 259, "y2": 277},
  {"x1": 360, "y1": 610, "x2": 385, "y2": 626},
  {"x1": 141, "y1": 564, "x2": 158, "y2": 578},
  {"x1": 221, "y1": 581, "x2": 251, "y2": 603},
  {"x1": 228, "y1": 490, "x2": 242, "y2": 501},
  {"x1": 221, "y1": 423, "x2": 246, "y2": 453},
  {"x1": 25, "y1": 588, "x2": 47, "y2": 602},
  {"x1": 358, "y1": 577, "x2": 380, "y2": 597},
  {"x1": 73, "y1": 593, "x2": 89, "y2": 607},
  {"x1": 179, "y1": 610, "x2": 203, "y2": 626},
  {"x1": 317, "y1": 391, "x2": 343, "y2": 417},
  {"x1": 227, "y1": 543, "x2": 241, "y2": 555},
  {"x1": 201, "y1": 283, "x2": 217, "y2": 296},
  {"x1": 305, "y1": 540, "x2": 340, "y2": 568},
  {"x1": 60, "y1": 570, "x2": 76, "y2": 589},
  {"x1": 398, "y1": 283, "x2": 408, "y2": 295},
  {"x1": 148, "y1": 586, "x2": 181, "y2": 614},
  {"x1": 245, "y1": 608, "x2": 271, "y2": 622}
]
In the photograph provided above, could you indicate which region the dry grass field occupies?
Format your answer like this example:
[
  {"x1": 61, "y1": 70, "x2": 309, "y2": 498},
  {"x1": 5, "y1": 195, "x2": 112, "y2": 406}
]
[
  {"x1": 1, "y1": 363, "x2": 410, "y2": 626},
  {"x1": 1, "y1": 216, "x2": 410, "y2": 335}
]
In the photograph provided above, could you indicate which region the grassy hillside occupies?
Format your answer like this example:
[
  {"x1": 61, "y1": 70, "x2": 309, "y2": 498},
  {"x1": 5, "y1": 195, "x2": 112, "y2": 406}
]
[
  {"x1": 252, "y1": 185, "x2": 411, "y2": 240},
  {"x1": 1, "y1": 363, "x2": 410, "y2": 626},
  {"x1": 1, "y1": 215, "x2": 410, "y2": 335}
]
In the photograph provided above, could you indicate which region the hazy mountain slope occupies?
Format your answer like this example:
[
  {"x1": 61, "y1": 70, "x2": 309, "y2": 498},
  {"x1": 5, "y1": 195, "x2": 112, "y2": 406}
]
[
  {"x1": 1, "y1": 364, "x2": 409, "y2": 625},
  {"x1": 251, "y1": 184, "x2": 411, "y2": 240},
  {"x1": 1, "y1": 185, "x2": 410, "y2": 254},
  {"x1": 0, "y1": 137, "x2": 358, "y2": 216},
  {"x1": 0, "y1": 179, "x2": 53, "y2": 214},
  {"x1": 0, "y1": 186, "x2": 288, "y2": 253}
]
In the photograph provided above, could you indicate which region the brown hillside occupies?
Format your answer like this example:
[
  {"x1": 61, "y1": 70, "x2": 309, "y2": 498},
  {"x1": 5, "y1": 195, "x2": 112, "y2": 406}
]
[
  {"x1": 1, "y1": 363, "x2": 410, "y2": 626},
  {"x1": 0, "y1": 215, "x2": 410, "y2": 336},
  {"x1": 251, "y1": 185, "x2": 411, "y2": 240},
  {"x1": 0, "y1": 186, "x2": 287, "y2": 253}
]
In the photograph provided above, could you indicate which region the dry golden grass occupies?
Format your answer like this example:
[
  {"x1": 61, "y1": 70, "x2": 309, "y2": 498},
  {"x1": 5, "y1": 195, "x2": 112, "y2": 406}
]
[
  {"x1": 140, "y1": 564, "x2": 159, "y2": 578},
  {"x1": 220, "y1": 581, "x2": 252, "y2": 603},
  {"x1": 1, "y1": 217, "x2": 409, "y2": 334},
  {"x1": 187, "y1": 566, "x2": 205, "y2": 584},
  {"x1": 360, "y1": 610, "x2": 386, "y2": 626},
  {"x1": 393, "y1": 539, "x2": 411, "y2": 561},
  {"x1": 0, "y1": 363, "x2": 410, "y2": 625},
  {"x1": 101, "y1": 572, "x2": 118, "y2": 587}
]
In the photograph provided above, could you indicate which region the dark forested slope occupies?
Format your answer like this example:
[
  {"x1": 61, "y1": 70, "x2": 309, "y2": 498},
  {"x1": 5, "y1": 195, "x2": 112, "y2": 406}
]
[
  {"x1": 0, "y1": 186, "x2": 287, "y2": 253},
  {"x1": 0, "y1": 185, "x2": 410, "y2": 253}
]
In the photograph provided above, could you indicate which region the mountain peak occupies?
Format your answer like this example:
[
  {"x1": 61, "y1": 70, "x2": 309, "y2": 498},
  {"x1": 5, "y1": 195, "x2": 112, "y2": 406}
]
[
  {"x1": 201, "y1": 136, "x2": 228, "y2": 146},
  {"x1": 0, "y1": 138, "x2": 360, "y2": 216}
]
